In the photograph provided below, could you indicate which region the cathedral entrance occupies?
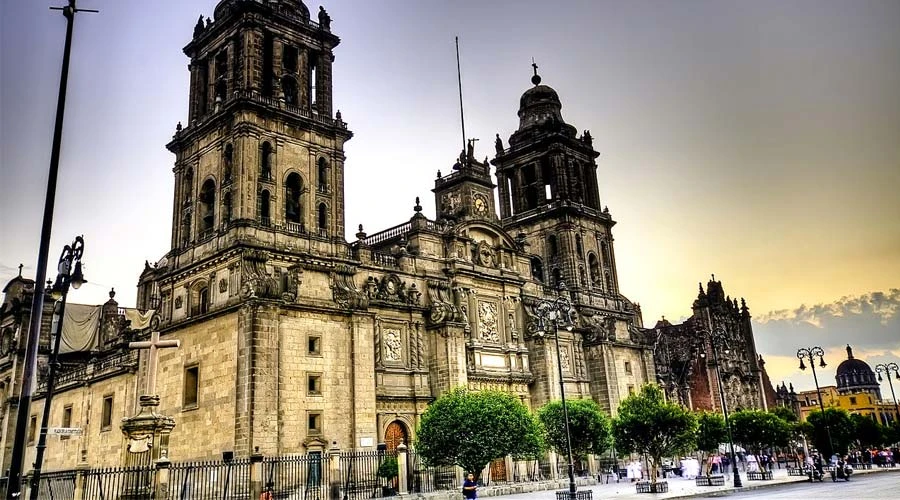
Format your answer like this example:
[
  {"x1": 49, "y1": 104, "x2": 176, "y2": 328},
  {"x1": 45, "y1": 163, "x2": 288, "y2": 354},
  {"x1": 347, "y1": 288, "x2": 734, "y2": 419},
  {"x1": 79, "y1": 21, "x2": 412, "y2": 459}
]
[{"x1": 384, "y1": 420, "x2": 408, "y2": 451}]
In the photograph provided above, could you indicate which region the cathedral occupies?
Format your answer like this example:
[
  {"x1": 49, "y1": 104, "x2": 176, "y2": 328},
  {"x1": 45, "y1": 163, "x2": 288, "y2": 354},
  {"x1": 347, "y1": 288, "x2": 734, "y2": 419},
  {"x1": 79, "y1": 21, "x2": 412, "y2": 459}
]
[{"x1": 0, "y1": 0, "x2": 775, "y2": 474}]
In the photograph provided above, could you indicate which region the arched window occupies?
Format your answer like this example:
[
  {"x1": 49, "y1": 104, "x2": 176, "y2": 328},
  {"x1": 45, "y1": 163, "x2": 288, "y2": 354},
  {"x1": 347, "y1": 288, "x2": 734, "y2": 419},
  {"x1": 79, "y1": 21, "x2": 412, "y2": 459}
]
[
  {"x1": 579, "y1": 266, "x2": 587, "y2": 287},
  {"x1": 552, "y1": 268, "x2": 562, "y2": 288},
  {"x1": 281, "y1": 75, "x2": 298, "y2": 106},
  {"x1": 183, "y1": 167, "x2": 194, "y2": 205},
  {"x1": 191, "y1": 283, "x2": 209, "y2": 316},
  {"x1": 317, "y1": 203, "x2": 327, "y2": 233},
  {"x1": 199, "y1": 179, "x2": 216, "y2": 236},
  {"x1": 261, "y1": 142, "x2": 273, "y2": 180},
  {"x1": 588, "y1": 253, "x2": 601, "y2": 288},
  {"x1": 285, "y1": 172, "x2": 303, "y2": 225},
  {"x1": 548, "y1": 235, "x2": 558, "y2": 259},
  {"x1": 317, "y1": 157, "x2": 328, "y2": 192},
  {"x1": 223, "y1": 143, "x2": 233, "y2": 182},
  {"x1": 222, "y1": 192, "x2": 232, "y2": 224},
  {"x1": 601, "y1": 241, "x2": 611, "y2": 267},
  {"x1": 181, "y1": 212, "x2": 192, "y2": 246},
  {"x1": 530, "y1": 257, "x2": 544, "y2": 283},
  {"x1": 259, "y1": 190, "x2": 271, "y2": 226},
  {"x1": 575, "y1": 234, "x2": 583, "y2": 258}
]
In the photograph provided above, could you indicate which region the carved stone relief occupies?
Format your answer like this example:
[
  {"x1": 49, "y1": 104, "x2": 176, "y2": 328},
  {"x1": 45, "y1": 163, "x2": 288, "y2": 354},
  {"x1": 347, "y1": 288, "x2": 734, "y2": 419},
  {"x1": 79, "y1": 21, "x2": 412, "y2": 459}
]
[
  {"x1": 560, "y1": 346, "x2": 572, "y2": 372},
  {"x1": 478, "y1": 302, "x2": 500, "y2": 343},
  {"x1": 383, "y1": 329, "x2": 402, "y2": 363},
  {"x1": 474, "y1": 241, "x2": 495, "y2": 267}
]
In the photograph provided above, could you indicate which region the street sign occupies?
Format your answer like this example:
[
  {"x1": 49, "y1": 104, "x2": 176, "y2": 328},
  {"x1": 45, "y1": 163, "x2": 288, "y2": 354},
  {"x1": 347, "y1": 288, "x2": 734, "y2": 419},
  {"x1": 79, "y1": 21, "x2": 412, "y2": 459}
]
[{"x1": 48, "y1": 427, "x2": 83, "y2": 436}]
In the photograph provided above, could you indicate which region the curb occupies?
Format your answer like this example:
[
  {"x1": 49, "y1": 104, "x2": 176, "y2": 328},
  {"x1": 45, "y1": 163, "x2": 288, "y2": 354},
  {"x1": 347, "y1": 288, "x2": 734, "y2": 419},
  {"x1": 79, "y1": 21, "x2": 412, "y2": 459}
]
[{"x1": 660, "y1": 467, "x2": 900, "y2": 499}]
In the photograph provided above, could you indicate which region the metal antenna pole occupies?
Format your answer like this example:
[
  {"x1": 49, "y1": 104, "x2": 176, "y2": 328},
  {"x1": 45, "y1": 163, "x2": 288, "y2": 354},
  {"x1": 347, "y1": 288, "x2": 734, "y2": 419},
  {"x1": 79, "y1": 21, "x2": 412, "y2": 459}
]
[
  {"x1": 6, "y1": 2, "x2": 96, "y2": 498},
  {"x1": 455, "y1": 36, "x2": 466, "y2": 157}
]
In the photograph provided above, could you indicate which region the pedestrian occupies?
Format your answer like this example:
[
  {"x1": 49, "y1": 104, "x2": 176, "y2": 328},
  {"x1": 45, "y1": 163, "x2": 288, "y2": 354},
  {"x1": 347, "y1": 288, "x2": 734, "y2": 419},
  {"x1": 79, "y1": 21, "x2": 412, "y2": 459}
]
[{"x1": 462, "y1": 473, "x2": 478, "y2": 499}]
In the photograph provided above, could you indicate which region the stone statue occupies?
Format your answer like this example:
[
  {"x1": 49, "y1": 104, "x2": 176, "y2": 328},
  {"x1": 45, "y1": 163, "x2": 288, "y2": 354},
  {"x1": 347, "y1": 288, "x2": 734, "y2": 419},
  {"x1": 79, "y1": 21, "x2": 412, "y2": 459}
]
[
  {"x1": 318, "y1": 6, "x2": 331, "y2": 30},
  {"x1": 193, "y1": 15, "x2": 205, "y2": 38},
  {"x1": 495, "y1": 133, "x2": 503, "y2": 155},
  {"x1": 583, "y1": 130, "x2": 593, "y2": 147}
]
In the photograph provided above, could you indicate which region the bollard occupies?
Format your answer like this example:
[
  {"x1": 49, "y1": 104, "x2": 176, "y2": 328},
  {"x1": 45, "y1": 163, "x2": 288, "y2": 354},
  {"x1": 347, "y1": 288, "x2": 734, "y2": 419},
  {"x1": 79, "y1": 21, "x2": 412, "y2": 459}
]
[
  {"x1": 397, "y1": 442, "x2": 409, "y2": 495},
  {"x1": 250, "y1": 447, "x2": 264, "y2": 499},
  {"x1": 154, "y1": 455, "x2": 171, "y2": 500}
]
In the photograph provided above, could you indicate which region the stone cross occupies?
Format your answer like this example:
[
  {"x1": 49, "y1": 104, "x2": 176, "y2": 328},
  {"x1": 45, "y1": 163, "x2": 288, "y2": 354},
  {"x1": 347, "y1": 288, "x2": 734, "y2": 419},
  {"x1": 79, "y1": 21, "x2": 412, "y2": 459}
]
[{"x1": 129, "y1": 331, "x2": 180, "y2": 397}]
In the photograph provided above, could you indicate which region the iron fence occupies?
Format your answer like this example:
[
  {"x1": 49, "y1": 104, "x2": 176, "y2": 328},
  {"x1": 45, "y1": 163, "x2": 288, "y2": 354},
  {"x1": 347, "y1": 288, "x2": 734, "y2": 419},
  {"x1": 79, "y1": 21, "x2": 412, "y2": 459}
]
[
  {"x1": 82, "y1": 465, "x2": 157, "y2": 500},
  {"x1": 407, "y1": 451, "x2": 459, "y2": 494},
  {"x1": 32, "y1": 469, "x2": 76, "y2": 500},
  {"x1": 263, "y1": 452, "x2": 329, "y2": 500},
  {"x1": 339, "y1": 450, "x2": 395, "y2": 500},
  {"x1": 166, "y1": 458, "x2": 251, "y2": 499}
]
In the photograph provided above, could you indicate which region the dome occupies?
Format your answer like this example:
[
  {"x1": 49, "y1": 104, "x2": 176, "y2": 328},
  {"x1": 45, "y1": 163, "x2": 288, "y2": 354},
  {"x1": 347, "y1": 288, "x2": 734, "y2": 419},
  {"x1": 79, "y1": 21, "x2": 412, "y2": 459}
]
[
  {"x1": 835, "y1": 344, "x2": 881, "y2": 397},
  {"x1": 508, "y1": 72, "x2": 577, "y2": 147}
]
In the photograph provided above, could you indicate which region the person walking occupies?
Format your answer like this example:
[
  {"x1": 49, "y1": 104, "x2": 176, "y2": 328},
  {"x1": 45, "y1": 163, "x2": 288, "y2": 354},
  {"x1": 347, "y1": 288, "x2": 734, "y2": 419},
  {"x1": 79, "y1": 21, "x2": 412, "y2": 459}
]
[{"x1": 462, "y1": 473, "x2": 478, "y2": 499}]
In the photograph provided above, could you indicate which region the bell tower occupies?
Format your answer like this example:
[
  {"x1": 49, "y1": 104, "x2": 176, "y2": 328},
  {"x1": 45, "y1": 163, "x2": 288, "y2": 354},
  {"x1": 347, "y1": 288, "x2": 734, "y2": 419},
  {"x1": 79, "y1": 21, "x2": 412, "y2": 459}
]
[
  {"x1": 493, "y1": 67, "x2": 617, "y2": 294},
  {"x1": 165, "y1": 0, "x2": 352, "y2": 275}
]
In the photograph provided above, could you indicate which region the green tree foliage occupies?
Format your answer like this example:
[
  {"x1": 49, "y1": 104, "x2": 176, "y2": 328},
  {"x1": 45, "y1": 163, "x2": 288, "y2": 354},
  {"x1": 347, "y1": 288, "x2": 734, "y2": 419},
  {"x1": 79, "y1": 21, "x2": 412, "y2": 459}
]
[
  {"x1": 612, "y1": 384, "x2": 697, "y2": 484},
  {"x1": 538, "y1": 398, "x2": 612, "y2": 460},
  {"x1": 806, "y1": 408, "x2": 855, "y2": 457},
  {"x1": 885, "y1": 421, "x2": 900, "y2": 446},
  {"x1": 768, "y1": 406, "x2": 798, "y2": 423},
  {"x1": 850, "y1": 413, "x2": 885, "y2": 449},
  {"x1": 694, "y1": 412, "x2": 727, "y2": 476},
  {"x1": 730, "y1": 409, "x2": 792, "y2": 471},
  {"x1": 415, "y1": 388, "x2": 543, "y2": 476}
]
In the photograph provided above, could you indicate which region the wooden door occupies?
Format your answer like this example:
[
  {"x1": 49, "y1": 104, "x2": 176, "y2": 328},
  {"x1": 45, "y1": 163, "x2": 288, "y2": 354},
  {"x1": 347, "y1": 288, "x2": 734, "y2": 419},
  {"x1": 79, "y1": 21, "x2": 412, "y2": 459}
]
[{"x1": 385, "y1": 421, "x2": 408, "y2": 451}]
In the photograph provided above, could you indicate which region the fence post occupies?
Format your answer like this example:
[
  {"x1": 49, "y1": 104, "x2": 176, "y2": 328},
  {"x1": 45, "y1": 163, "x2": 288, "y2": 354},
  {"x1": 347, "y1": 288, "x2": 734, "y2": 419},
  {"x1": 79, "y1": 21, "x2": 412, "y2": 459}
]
[
  {"x1": 250, "y1": 446, "x2": 264, "y2": 499},
  {"x1": 21, "y1": 470, "x2": 33, "y2": 500},
  {"x1": 328, "y1": 441, "x2": 341, "y2": 500},
  {"x1": 73, "y1": 455, "x2": 90, "y2": 500},
  {"x1": 548, "y1": 451, "x2": 559, "y2": 480},
  {"x1": 153, "y1": 454, "x2": 171, "y2": 500},
  {"x1": 397, "y1": 443, "x2": 409, "y2": 495}
]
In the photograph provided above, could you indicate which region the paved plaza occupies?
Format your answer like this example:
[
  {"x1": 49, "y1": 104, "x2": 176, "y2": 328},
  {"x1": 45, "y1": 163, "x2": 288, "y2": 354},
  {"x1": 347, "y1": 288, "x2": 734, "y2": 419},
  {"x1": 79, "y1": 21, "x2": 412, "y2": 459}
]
[{"x1": 483, "y1": 466, "x2": 900, "y2": 500}]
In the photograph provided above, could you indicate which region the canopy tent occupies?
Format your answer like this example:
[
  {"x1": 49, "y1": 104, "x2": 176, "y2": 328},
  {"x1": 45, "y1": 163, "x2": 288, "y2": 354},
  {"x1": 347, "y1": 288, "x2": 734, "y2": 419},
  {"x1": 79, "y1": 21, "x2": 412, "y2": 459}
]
[{"x1": 58, "y1": 303, "x2": 154, "y2": 354}]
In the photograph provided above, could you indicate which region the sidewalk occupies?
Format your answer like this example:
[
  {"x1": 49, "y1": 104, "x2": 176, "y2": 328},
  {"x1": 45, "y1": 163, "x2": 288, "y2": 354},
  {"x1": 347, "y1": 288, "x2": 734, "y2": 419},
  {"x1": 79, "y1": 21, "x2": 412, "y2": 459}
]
[{"x1": 482, "y1": 465, "x2": 900, "y2": 500}]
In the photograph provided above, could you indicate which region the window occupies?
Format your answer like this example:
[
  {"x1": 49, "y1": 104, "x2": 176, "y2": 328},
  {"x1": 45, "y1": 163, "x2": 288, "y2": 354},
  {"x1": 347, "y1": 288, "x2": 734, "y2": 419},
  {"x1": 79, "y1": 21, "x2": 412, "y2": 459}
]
[
  {"x1": 624, "y1": 361, "x2": 632, "y2": 375},
  {"x1": 199, "y1": 179, "x2": 216, "y2": 236},
  {"x1": 259, "y1": 190, "x2": 271, "y2": 225},
  {"x1": 28, "y1": 415, "x2": 37, "y2": 444},
  {"x1": 548, "y1": 235, "x2": 558, "y2": 259},
  {"x1": 101, "y1": 395, "x2": 113, "y2": 430},
  {"x1": 588, "y1": 253, "x2": 600, "y2": 288},
  {"x1": 223, "y1": 192, "x2": 232, "y2": 224},
  {"x1": 530, "y1": 257, "x2": 544, "y2": 283},
  {"x1": 317, "y1": 203, "x2": 327, "y2": 232},
  {"x1": 308, "y1": 411, "x2": 322, "y2": 434},
  {"x1": 627, "y1": 385, "x2": 635, "y2": 396},
  {"x1": 575, "y1": 234, "x2": 583, "y2": 257},
  {"x1": 283, "y1": 45, "x2": 298, "y2": 72},
  {"x1": 308, "y1": 335, "x2": 321, "y2": 355},
  {"x1": 307, "y1": 374, "x2": 322, "y2": 396},
  {"x1": 317, "y1": 158, "x2": 328, "y2": 192},
  {"x1": 849, "y1": 396, "x2": 857, "y2": 405},
  {"x1": 61, "y1": 405, "x2": 73, "y2": 440},
  {"x1": 223, "y1": 144, "x2": 233, "y2": 182},
  {"x1": 308, "y1": 57, "x2": 318, "y2": 107},
  {"x1": 281, "y1": 75, "x2": 299, "y2": 106},
  {"x1": 261, "y1": 142, "x2": 273, "y2": 179},
  {"x1": 184, "y1": 365, "x2": 200, "y2": 408},
  {"x1": 285, "y1": 173, "x2": 303, "y2": 224}
]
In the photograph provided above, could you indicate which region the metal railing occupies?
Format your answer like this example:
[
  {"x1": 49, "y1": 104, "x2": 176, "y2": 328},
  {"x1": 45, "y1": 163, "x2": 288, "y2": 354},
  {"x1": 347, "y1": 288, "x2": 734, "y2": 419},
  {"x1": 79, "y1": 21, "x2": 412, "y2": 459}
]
[
  {"x1": 167, "y1": 458, "x2": 251, "y2": 499},
  {"x1": 407, "y1": 451, "x2": 459, "y2": 494},
  {"x1": 263, "y1": 454, "x2": 328, "y2": 500},
  {"x1": 339, "y1": 451, "x2": 396, "y2": 500},
  {"x1": 82, "y1": 465, "x2": 157, "y2": 500}
]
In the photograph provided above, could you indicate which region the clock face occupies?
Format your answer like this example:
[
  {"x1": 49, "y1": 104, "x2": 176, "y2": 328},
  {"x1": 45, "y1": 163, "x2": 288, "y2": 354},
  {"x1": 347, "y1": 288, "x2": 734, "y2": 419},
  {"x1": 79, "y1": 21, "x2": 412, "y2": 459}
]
[{"x1": 473, "y1": 194, "x2": 488, "y2": 216}]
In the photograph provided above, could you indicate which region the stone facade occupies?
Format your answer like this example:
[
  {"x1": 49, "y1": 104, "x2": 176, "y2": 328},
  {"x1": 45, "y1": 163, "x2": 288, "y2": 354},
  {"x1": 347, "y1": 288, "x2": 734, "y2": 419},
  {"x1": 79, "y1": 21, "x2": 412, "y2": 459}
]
[
  {"x1": 0, "y1": 0, "x2": 659, "y2": 471},
  {"x1": 649, "y1": 278, "x2": 775, "y2": 412}
]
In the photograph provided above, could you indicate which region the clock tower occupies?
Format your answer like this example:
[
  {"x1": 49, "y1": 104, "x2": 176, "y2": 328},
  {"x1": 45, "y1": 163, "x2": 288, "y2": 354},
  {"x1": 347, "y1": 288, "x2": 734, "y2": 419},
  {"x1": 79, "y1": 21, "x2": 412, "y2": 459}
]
[{"x1": 432, "y1": 139, "x2": 497, "y2": 223}]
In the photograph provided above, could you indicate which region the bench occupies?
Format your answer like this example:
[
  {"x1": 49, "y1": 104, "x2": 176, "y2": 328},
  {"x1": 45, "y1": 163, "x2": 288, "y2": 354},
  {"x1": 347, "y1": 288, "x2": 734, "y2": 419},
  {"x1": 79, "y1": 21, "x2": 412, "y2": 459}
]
[{"x1": 746, "y1": 471, "x2": 773, "y2": 481}]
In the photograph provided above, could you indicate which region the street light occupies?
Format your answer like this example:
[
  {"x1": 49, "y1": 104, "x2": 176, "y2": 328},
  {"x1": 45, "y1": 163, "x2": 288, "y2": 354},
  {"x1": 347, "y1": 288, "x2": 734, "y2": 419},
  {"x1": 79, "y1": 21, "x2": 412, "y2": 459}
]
[
  {"x1": 30, "y1": 236, "x2": 86, "y2": 500},
  {"x1": 532, "y1": 282, "x2": 579, "y2": 500},
  {"x1": 696, "y1": 324, "x2": 742, "y2": 487},
  {"x1": 874, "y1": 362, "x2": 900, "y2": 423},
  {"x1": 797, "y1": 346, "x2": 834, "y2": 456}
]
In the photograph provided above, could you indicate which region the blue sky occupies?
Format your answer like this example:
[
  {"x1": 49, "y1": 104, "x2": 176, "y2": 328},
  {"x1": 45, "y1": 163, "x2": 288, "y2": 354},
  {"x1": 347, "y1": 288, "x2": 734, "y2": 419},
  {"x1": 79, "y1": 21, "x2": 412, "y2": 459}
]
[{"x1": 1, "y1": 0, "x2": 898, "y2": 393}]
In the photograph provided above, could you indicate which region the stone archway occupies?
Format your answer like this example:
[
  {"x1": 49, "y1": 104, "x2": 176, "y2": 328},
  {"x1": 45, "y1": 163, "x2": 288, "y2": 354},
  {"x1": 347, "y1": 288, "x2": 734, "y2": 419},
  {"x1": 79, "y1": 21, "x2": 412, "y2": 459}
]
[{"x1": 385, "y1": 420, "x2": 408, "y2": 451}]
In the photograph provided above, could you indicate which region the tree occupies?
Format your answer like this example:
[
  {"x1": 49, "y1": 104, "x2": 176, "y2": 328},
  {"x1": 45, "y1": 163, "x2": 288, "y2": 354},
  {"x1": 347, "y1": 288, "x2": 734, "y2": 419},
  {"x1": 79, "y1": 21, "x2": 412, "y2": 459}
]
[
  {"x1": 768, "y1": 405, "x2": 798, "y2": 423},
  {"x1": 850, "y1": 413, "x2": 885, "y2": 449},
  {"x1": 694, "y1": 412, "x2": 727, "y2": 476},
  {"x1": 538, "y1": 398, "x2": 612, "y2": 461},
  {"x1": 415, "y1": 388, "x2": 543, "y2": 476},
  {"x1": 612, "y1": 384, "x2": 697, "y2": 484},
  {"x1": 730, "y1": 409, "x2": 792, "y2": 471},
  {"x1": 806, "y1": 408, "x2": 855, "y2": 458}
]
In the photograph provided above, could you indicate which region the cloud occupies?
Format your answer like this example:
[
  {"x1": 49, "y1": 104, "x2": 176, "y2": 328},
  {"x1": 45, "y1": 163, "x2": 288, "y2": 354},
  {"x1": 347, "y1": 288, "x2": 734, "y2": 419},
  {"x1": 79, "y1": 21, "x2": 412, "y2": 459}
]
[{"x1": 752, "y1": 289, "x2": 900, "y2": 395}]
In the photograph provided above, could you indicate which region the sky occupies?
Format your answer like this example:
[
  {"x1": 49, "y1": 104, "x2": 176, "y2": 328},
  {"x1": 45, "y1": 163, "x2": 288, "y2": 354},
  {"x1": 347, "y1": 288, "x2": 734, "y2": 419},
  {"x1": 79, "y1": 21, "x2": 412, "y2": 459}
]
[{"x1": 1, "y1": 0, "x2": 898, "y2": 396}]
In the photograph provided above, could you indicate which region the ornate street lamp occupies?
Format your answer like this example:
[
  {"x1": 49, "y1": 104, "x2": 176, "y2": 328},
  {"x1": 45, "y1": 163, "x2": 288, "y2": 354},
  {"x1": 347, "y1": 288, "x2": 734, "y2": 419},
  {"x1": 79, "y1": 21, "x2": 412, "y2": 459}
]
[
  {"x1": 875, "y1": 362, "x2": 900, "y2": 422},
  {"x1": 31, "y1": 236, "x2": 86, "y2": 499},
  {"x1": 532, "y1": 282, "x2": 579, "y2": 500},
  {"x1": 696, "y1": 324, "x2": 742, "y2": 487},
  {"x1": 797, "y1": 346, "x2": 834, "y2": 455}
]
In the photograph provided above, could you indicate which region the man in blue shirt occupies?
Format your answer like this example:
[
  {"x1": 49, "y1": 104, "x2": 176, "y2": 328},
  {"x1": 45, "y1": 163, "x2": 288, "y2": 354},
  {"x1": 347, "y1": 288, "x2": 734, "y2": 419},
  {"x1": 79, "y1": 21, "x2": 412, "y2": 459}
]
[{"x1": 462, "y1": 473, "x2": 478, "y2": 499}]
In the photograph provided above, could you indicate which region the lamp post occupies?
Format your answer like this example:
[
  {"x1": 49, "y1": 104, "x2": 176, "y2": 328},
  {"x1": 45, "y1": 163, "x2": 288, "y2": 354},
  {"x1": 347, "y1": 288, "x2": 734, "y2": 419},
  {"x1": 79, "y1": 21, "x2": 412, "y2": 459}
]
[
  {"x1": 30, "y1": 236, "x2": 86, "y2": 500},
  {"x1": 697, "y1": 324, "x2": 742, "y2": 487},
  {"x1": 874, "y1": 363, "x2": 900, "y2": 423},
  {"x1": 796, "y1": 347, "x2": 834, "y2": 456},
  {"x1": 6, "y1": 3, "x2": 96, "y2": 497},
  {"x1": 533, "y1": 282, "x2": 579, "y2": 500}
]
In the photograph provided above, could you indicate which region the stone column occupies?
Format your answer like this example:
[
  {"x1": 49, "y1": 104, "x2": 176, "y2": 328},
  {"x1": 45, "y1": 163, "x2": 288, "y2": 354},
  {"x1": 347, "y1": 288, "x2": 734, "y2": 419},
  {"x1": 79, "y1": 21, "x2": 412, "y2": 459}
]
[
  {"x1": 250, "y1": 447, "x2": 264, "y2": 498},
  {"x1": 397, "y1": 443, "x2": 409, "y2": 494},
  {"x1": 119, "y1": 395, "x2": 175, "y2": 499},
  {"x1": 154, "y1": 456, "x2": 171, "y2": 500},
  {"x1": 328, "y1": 442, "x2": 342, "y2": 500},
  {"x1": 72, "y1": 456, "x2": 89, "y2": 500}
]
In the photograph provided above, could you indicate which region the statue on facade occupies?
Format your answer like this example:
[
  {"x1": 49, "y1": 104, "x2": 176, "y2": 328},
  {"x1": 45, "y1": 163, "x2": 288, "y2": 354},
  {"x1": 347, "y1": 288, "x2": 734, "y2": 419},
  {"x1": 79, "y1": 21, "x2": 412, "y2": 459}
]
[
  {"x1": 495, "y1": 133, "x2": 503, "y2": 155},
  {"x1": 193, "y1": 15, "x2": 205, "y2": 38},
  {"x1": 318, "y1": 6, "x2": 331, "y2": 30}
]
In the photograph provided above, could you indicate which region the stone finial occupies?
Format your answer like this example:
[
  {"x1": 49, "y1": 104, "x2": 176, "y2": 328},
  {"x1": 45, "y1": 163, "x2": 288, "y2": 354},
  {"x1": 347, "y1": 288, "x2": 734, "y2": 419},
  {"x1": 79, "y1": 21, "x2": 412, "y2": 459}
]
[
  {"x1": 846, "y1": 344, "x2": 854, "y2": 359},
  {"x1": 355, "y1": 224, "x2": 367, "y2": 241},
  {"x1": 18, "y1": 263, "x2": 23, "y2": 277},
  {"x1": 109, "y1": 288, "x2": 116, "y2": 299},
  {"x1": 176, "y1": 121, "x2": 182, "y2": 133},
  {"x1": 436, "y1": 170, "x2": 442, "y2": 178},
  {"x1": 414, "y1": 197, "x2": 422, "y2": 213}
]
